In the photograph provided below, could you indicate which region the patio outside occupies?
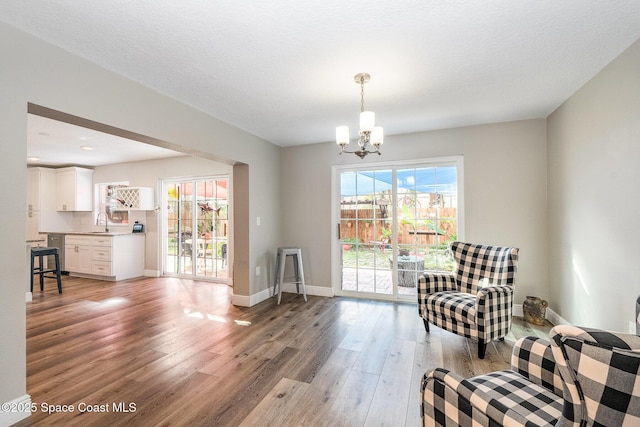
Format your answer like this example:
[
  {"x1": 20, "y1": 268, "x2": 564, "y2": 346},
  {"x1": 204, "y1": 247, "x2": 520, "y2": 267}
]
[
  {"x1": 339, "y1": 166, "x2": 459, "y2": 297},
  {"x1": 340, "y1": 244, "x2": 455, "y2": 297}
]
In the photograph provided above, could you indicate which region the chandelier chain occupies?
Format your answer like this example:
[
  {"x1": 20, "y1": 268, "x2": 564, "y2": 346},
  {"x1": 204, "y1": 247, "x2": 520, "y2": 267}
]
[{"x1": 360, "y1": 77, "x2": 365, "y2": 113}]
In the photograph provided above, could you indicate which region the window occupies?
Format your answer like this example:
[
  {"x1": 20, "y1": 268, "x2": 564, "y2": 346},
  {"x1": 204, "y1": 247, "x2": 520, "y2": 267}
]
[
  {"x1": 334, "y1": 156, "x2": 463, "y2": 300},
  {"x1": 95, "y1": 182, "x2": 129, "y2": 226}
]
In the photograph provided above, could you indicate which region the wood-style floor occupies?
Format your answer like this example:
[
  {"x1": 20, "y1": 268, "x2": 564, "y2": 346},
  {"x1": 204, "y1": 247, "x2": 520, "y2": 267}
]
[{"x1": 15, "y1": 276, "x2": 552, "y2": 426}]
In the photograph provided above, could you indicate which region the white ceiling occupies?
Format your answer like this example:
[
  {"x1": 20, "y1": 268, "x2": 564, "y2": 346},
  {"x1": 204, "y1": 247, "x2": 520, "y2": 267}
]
[
  {"x1": 26, "y1": 114, "x2": 184, "y2": 167},
  {"x1": 3, "y1": 1, "x2": 640, "y2": 155}
]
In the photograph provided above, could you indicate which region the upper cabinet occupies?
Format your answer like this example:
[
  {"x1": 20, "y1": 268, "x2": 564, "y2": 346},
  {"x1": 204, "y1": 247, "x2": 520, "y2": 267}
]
[
  {"x1": 26, "y1": 167, "x2": 73, "y2": 238},
  {"x1": 56, "y1": 167, "x2": 94, "y2": 211},
  {"x1": 26, "y1": 168, "x2": 42, "y2": 212},
  {"x1": 114, "y1": 187, "x2": 155, "y2": 210}
]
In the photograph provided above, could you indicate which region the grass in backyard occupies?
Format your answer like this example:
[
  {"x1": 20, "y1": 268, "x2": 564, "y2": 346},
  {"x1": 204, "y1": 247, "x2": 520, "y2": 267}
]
[{"x1": 341, "y1": 246, "x2": 454, "y2": 271}]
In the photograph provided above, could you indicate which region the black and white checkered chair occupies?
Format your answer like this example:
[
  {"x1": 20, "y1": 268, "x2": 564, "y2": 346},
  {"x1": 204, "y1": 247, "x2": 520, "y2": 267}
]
[
  {"x1": 418, "y1": 241, "x2": 519, "y2": 358},
  {"x1": 421, "y1": 325, "x2": 640, "y2": 426}
]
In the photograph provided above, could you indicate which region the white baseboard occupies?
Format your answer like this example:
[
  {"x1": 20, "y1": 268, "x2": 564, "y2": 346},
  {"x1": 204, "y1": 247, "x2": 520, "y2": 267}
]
[
  {"x1": 232, "y1": 284, "x2": 334, "y2": 307},
  {"x1": 513, "y1": 304, "x2": 569, "y2": 326},
  {"x1": 281, "y1": 283, "x2": 334, "y2": 298},
  {"x1": 513, "y1": 303, "x2": 523, "y2": 317},
  {"x1": 144, "y1": 269, "x2": 160, "y2": 277},
  {"x1": 231, "y1": 293, "x2": 251, "y2": 307},
  {"x1": 232, "y1": 288, "x2": 271, "y2": 307},
  {"x1": 546, "y1": 308, "x2": 570, "y2": 326},
  {"x1": 26, "y1": 291, "x2": 32, "y2": 302},
  {"x1": 0, "y1": 394, "x2": 31, "y2": 425}
]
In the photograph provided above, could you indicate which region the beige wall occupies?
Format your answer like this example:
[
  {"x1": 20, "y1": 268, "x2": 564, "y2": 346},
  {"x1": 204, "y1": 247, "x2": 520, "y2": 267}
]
[
  {"x1": 547, "y1": 38, "x2": 640, "y2": 331},
  {"x1": 0, "y1": 21, "x2": 280, "y2": 414},
  {"x1": 281, "y1": 119, "x2": 549, "y2": 304}
]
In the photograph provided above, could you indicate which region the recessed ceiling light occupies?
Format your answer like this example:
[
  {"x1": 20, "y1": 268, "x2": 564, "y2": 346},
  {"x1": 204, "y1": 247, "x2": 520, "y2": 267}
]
[
  {"x1": 27, "y1": 156, "x2": 40, "y2": 161},
  {"x1": 81, "y1": 146, "x2": 94, "y2": 151},
  {"x1": 79, "y1": 136, "x2": 89, "y2": 141}
]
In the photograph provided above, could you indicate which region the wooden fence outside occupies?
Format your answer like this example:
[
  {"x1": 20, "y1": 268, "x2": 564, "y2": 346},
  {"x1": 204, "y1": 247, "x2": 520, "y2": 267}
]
[{"x1": 340, "y1": 208, "x2": 457, "y2": 246}]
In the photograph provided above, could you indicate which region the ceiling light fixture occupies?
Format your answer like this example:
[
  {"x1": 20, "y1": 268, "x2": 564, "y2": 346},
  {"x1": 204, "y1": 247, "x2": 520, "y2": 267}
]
[
  {"x1": 336, "y1": 73, "x2": 384, "y2": 159},
  {"x1": 80, "y1": 146, "x2": 93, "y2": 151}
]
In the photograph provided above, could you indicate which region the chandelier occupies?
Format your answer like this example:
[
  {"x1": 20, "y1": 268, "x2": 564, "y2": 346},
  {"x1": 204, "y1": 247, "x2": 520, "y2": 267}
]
[{"x1": 336, "y1": 73, "x2": 384, "y2": 159}]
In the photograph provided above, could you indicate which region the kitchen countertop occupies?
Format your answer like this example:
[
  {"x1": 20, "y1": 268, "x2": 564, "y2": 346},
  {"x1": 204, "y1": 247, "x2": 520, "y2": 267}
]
[{"x1": 46, "y1": 231, "x2": 143, "y2": 236}]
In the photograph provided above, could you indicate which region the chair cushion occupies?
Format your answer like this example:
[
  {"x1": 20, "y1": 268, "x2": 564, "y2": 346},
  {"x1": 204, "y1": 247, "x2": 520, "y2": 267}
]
[
  {"x1": 426, "y1": 291, "x2": 476, "y2": 324},
  {"x1": 470, "y1": 370, "x2": 564, "y2": 426}
]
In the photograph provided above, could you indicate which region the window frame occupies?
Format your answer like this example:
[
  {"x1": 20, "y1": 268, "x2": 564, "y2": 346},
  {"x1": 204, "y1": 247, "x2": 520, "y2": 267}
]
[{"x1": 331, "y1": 155, "x2": 465, "y2": 300}]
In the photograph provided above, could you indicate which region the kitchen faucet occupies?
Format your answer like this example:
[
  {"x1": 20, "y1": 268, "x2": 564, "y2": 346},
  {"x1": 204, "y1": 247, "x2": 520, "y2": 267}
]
[{"x1": 96, "y1": 211, "x2": 109, "y2": 232}]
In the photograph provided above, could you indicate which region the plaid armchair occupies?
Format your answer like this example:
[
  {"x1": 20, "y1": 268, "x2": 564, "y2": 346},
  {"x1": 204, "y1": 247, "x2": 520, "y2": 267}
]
[
  {"x1": 418, "y1": 241, "x2": 519, "y2": 358},
  {"x1": 421, "y1": 325, "x2": 640, "y2": 426}
]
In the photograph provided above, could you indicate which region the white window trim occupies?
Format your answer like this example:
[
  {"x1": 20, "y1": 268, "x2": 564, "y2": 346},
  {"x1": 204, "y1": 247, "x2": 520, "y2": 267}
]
[{"x1": 331, "y1": 155, "x2": 465, "y2": 300}]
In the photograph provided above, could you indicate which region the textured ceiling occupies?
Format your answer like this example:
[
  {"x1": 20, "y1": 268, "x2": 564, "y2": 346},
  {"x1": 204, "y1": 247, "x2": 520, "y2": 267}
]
[{"x1": 2, "y1": 1, "x2": 640, "y2": 147}]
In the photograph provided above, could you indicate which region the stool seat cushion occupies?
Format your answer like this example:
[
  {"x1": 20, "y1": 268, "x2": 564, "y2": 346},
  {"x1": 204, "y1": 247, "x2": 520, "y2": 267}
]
[{"x1": 31, "y1": 247, "x2": 59, "y2": 255}]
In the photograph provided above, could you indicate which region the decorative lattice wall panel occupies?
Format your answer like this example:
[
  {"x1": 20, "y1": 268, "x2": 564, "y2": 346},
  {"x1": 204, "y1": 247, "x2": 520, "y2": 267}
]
[{"x1": 115, "y1": 187, "x2": 155, "y2": 210}]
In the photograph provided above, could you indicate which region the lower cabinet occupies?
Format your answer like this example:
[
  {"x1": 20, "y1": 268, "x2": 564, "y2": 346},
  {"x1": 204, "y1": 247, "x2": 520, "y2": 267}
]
[
  {"x1": 65, "y1": 234, "x2": 144, "y2": 281},
  {"x1": 65, "y1": 241, "x2": 92, "y2": 274}
]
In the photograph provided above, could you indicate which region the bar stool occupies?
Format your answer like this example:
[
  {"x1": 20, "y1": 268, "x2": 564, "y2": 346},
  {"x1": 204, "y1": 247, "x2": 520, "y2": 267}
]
[
  {"x1": 272, "y1": 247, "x2": 307, "y2": 305},
  {"x1": 31, "y1": 247, "x2": 63, "y2": 294}
]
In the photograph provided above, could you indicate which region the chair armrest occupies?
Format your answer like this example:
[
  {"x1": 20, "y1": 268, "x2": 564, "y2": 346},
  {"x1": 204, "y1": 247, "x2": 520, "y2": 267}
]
[
  {"x1": 475, "y1": 285, "x2": 514, "y2": 341},
  {"x1": 476, "y1": 284, "x2": 513, "y2": 301},
  {"x1": 511, "y1": 337, "x2": 562, "y2": 396},
  {"x1": 421, "y1": 368, "x2": 531, "y2": 426},
  {"x1": 418, "y1": 273, "x2": 456, "y2": 296},
  {"x1": 417, "y1": 273, "x2": 457, "y2": 316}
]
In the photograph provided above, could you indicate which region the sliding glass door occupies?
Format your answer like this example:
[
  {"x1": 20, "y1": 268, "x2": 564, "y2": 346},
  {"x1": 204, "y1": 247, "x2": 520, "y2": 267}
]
[
  {"x1": 163, "y1": 177, "x2": 229, "y2": 280},
  {"x1": 335, "y1": 159, "x2": 461, "y2": 300}
]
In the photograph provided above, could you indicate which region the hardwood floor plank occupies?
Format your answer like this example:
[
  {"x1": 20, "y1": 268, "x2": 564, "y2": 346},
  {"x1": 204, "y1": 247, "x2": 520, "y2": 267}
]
[
  {"x1": 198, "y1": 339, "x2": 285, "y2": 378},
  {"x1": 337, "y1": 301, "x2": 384, "y2": 352},
  {"x1": 123, "y1": 371, "x2": 224, "y2": 426},
  {"x1": 439, "y1": 329, "x2": 476, "y2": 378},
  {"x1": 281, "y1": 347, "x2": 361, "y2": 425},
  {"x1": 323, "y1": 369, "x2": 380, "y2": 427},
  {"x1": 351, "y1": 304, "x2": 399, "y2": 375},
  {"x1": 238, "y1": 378, "x2": 310, "y2": 427},
  {"x1": 407, "y1": 328, "x2": 444, "y2": 427},
  {"x1": 16, "y1": 276, "x2": 551, "y2": 426},
  {"x1": 167, "y1": 346, "x2": 301, "y2": 426},
  {"x1": 364, "y1": 339, "x2": 416, "y2": 426}
]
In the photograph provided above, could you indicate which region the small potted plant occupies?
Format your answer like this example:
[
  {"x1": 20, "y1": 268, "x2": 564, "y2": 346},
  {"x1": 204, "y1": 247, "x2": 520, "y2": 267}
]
[
  {"x1": 342, "y1": 237, "x2": 359, "y2": 251},
  {"x1": 381, "y1": 226, "x2": 392, "y2": 241}
]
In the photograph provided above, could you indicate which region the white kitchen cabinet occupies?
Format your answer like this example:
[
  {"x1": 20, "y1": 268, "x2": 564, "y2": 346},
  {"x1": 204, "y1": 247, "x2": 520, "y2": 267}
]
[
  {"x1": 26, "y1": 168, "x2": 41, "y2": 212},
  {"x1": 26, "y1": 211, "x2": 41, "y2": 242},
  {"x1": 65, "y1": 238, "x2": 92, "y2": 274},
  {"x1": 56, "y1": 166, "x2": 94, "y2": 211},
  {"x1": 114, "y1": 187, "x2": 155, "y2": 210},
  {"x1": 26, "y1": 167, "x2": 73, "y2": 241},
  {"x1": 65, "y1": 234, "x2": 144, "y2": 281}
]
